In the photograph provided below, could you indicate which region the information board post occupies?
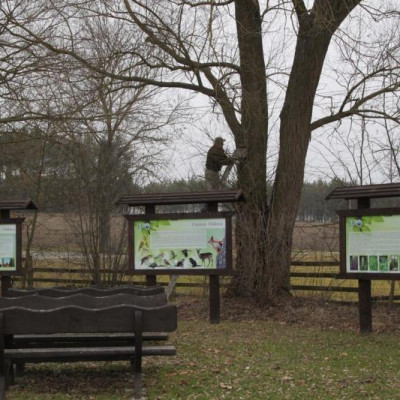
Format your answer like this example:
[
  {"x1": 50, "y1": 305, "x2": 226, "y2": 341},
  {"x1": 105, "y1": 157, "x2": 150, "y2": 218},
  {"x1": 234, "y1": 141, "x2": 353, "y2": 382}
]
[
  {"x1": 145, "y1": 204, "x2": 157, "y2": 287},
  {"x1": 357, "y1": 197, "x2": 372, "y2": 334},
  {"x1": 207, "y1": 201, "x2": 220, "y2": 324},
  {"x1": 0, "y1": 209, "x2": 11, "y2": 296}
]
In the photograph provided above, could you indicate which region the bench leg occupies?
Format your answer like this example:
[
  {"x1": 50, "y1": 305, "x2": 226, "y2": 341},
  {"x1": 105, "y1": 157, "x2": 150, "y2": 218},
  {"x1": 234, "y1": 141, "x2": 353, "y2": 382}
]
[
  {"x1": 15, "y1": 363, "x2": 25, "y2": 377},
  {"x1": 0, "y1": 374, "x2": 5, "y2": 400},
  {"x1": 0, "y1": 361, "x2": 10, "y2": 397},
  {"x1": 133, "y1": 311, "x2": 143, "y2": 399},
  {"x1": 0, "y1": 314, "x2": 6, "y2": 400},
  {"x1": 6, "y1": 363, "x2": 14, "y2": 386},
  {"x1": 134, "y1": 372, "x2": 142, "y2": 399}
]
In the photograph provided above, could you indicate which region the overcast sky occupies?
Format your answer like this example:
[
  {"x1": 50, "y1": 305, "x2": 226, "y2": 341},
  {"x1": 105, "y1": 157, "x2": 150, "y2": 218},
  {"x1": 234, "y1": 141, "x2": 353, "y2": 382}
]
[{"x1": 163, "y1": 1, "x2": 399, "y2": 186}]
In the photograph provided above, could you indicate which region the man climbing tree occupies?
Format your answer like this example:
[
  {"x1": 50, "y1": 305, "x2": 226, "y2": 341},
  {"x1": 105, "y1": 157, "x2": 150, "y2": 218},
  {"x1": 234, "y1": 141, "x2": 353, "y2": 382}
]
[{"x1": 205, "y1": 137, "x2": 234, "y2": 190}]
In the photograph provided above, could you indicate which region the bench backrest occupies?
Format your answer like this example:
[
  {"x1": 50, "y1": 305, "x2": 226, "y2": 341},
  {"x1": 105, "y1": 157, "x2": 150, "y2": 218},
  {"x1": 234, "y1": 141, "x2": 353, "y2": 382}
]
[
  {"x1": 0, "y1": 304, "x2": 177, "y2": 335},
  {"x1": 0, "y1": 293, "x2": 167, "y2": 310},
  {"x1": 6, "y1": 286, "x2": 165, "y2": 298}
]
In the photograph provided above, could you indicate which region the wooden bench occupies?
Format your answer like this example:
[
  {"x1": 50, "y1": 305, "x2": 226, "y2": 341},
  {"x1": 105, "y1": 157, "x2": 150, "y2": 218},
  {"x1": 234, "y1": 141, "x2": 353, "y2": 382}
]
[
  {"x1": 0, "y1": 293, "x2": 168, "y2": 348},
  {"x1": 0, "y1": 303, "x2": 177, "y2": 399},
  {"x1": 0, "y1": 292, "x2": 170, "y2": 380}
]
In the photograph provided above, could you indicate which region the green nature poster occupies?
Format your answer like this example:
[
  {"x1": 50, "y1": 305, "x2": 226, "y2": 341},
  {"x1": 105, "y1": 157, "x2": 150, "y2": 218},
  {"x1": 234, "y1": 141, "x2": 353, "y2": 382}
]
[
  {"x1": 0, "y1": 224, "x2": 17, "y2": 272},
  {"x1": 346, "y1": 215, "x2": 400, "y2": 273},
  {"x1": 134, "y1": 218, "x2": 227, "y2": 270}
]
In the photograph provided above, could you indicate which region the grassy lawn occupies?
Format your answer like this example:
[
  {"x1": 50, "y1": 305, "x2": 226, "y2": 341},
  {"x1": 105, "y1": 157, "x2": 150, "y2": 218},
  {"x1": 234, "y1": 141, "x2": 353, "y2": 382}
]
[{"x1": 8, "y1": 319, "x2": 400, "y2": 400}]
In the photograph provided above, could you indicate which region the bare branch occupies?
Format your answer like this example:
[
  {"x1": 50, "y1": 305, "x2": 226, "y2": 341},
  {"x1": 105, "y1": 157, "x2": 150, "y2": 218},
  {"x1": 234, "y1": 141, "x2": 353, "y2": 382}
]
[
  {"x1": 312, "y1": 74, "x2": 400, "y2": 131},
  {"x1": 202, "y1": 67, "x2": 242, "y2": 138},
  {"x1": 292, "y1": 0, "x2": 308, "y2": 22},
  {"x1": 177, "y1": 0, "x2": 234, "y2": 6},
  {"x1": 7, "y1": 18, "x2": 217, "y2": 97}
]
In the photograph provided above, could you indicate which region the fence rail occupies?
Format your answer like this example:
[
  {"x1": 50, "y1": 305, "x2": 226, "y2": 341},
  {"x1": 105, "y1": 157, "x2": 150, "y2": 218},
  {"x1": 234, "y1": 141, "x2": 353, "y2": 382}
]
[{"x1": 11, "y1": 260, "x2": 399, "y2": 302}]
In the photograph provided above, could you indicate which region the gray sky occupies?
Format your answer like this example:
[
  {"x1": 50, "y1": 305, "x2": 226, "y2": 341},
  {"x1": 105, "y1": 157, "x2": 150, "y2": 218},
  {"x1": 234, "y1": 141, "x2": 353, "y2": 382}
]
[{"x1": 163, "y1": 0, "x2": 399, "y2": 186}]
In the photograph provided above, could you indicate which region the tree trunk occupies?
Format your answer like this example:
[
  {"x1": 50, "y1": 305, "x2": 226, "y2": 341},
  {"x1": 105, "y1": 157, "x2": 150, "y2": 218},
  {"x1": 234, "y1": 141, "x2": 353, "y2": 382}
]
[
  {"x1": 265, "y1": 1, "x2": 361, "y2": 299},
  {"x1": 232, "y1": 0, "x2": 361, "y2": 304},
  {"x1": 231, "y1": 0, "x2": 270, "y2": 299},
  {"x1": 267, "y1": 26, "x2": 333, "y2": 298}
]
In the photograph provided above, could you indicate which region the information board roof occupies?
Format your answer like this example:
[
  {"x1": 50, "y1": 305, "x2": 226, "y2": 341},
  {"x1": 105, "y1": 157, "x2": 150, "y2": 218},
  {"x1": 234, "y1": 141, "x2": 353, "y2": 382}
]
[
  {"x1": 117, "y1": 190, "x2": 245, "y2": 206},
  {"x1": 0, "y1": 199, "x2": 37, "y2": 210},
  {"x1": 326, "y1": 183, "x2": 400, "y2": 200}
]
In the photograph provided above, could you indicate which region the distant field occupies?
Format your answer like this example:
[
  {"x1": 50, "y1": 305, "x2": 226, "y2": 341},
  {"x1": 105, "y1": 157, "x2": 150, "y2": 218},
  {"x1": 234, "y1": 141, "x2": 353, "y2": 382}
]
[
  {"x1": 22, "y1": 213, "x2": 340, "y2": 254},
  {"x1": 292, "y1": 222, "x2": 339, "y2": 254},
  {"x1": 22, "y1": 213, "x2": 125, "y2": 252}
]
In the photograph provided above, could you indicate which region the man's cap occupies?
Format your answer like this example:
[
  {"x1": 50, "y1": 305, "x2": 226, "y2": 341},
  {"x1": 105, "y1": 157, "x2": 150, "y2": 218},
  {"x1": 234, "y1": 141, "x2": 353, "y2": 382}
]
[{"x1": 214, "y1": 137, "x2": 225, "y2": 143}]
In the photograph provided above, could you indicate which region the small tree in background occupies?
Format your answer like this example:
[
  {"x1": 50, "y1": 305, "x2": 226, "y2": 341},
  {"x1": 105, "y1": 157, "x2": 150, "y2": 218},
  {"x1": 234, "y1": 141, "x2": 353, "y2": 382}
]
[{"x1": 0, "y1": 7, "x2": 181, "y2": 285}]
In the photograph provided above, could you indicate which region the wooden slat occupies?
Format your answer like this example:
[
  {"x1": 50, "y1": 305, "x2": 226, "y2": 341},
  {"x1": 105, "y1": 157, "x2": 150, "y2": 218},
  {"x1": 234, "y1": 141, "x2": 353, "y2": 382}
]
[
  {"x1": 0, "y1": 293, "x2": 167, "y2": 309},
  {"x1": 12, "y1": 278, "x2": 98, "y2": 285},
  {"x1": 290, "y1": 272, "x2": 338, "y2": 278},
  {"x1": 6, "y1": 286, "x2": 164, "y2": 297},
  {"x1": 33, "y1": 268, "x2": 125, "y2": 274},
  {"x1": 11, "y1": 278, "x2": 208, "y2": 288},
  {"x1": 22, "y1": 263, "x2": 339, "y2": 277},
  {"x1": 291, "y1": 285, "x2": 358, "y2": 292},
  {"x1": 13, "y1": 332, "x2": 168, "y2": 346},
  {"x1": 116, "y1": 190, "x2": 245, "y2": 206},
  {"x1": 291, "y1": 261, "x2": 338, "y2": 267},
  {"x1": 0, "y1": 199, "x2": 37, "y2": 210},
  {"x1": 5, "y1": 345, "x2": 176, "y2": 362},
  {"x1": 30, "y1": 263, "x2": 340, "y2": 275},
  {"x1": 372, "y1": 295, "x2": 400, "y2": 302},
  {"x1": 0, "y1": 305, "x2": 177, "y2": 334},
  {"x1": 326, "y1": 183, "x2": 400, "y2": 200}
]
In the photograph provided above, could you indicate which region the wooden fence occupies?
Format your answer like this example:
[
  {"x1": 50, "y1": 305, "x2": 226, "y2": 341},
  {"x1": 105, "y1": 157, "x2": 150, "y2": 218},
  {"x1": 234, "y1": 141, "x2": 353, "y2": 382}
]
[{"x1": 11, "y1": 260, "x2": 400, "y2": 302}]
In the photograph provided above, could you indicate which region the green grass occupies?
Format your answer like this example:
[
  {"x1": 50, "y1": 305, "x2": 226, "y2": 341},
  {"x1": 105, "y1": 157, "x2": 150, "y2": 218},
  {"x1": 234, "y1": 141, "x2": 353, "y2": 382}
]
[{"x1": 8, "y1": 320, "x2": 400, "y2": 400}]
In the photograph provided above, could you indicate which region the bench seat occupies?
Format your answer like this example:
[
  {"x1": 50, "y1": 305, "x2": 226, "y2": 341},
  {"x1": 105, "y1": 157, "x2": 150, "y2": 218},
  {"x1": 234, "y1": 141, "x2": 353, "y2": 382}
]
[
  {"x1": 12, "y1": 332, "x2": 168, "y2": 348},
  {"x1": 5, "y1": 344, "x2": 176, "y2": 362}
]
